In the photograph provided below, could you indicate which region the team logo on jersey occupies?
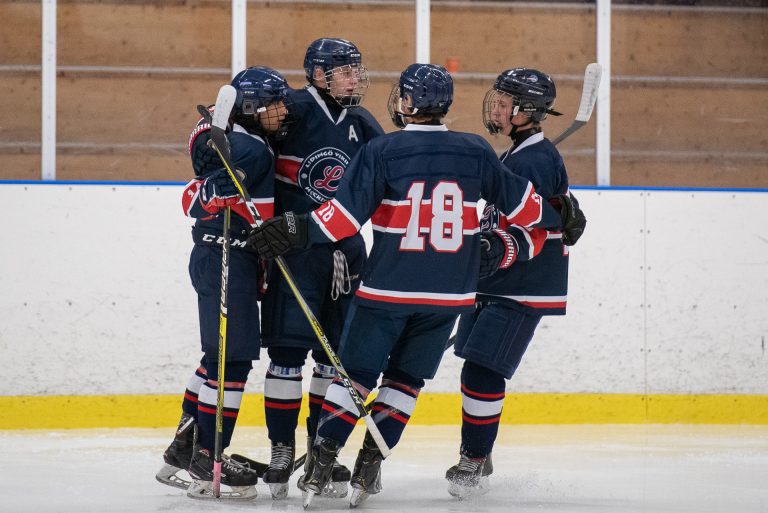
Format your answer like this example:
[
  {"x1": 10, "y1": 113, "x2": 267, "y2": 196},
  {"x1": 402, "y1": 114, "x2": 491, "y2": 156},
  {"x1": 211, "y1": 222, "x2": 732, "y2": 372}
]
[
  {"x1": 297, "y1": 147, "x2": 351, "y2": 203},
  {"x1": 480, "y1": 203, "x2": 500, "y2": 231}
]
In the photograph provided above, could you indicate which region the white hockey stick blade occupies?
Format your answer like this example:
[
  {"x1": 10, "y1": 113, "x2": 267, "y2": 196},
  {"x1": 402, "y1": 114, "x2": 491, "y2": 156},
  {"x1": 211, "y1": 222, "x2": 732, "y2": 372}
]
[
  {"x1": 575, "y1": 62, "x2": 603, "y2": 123},
  {"x1": 551, "y1": 63, "x2": 603, "y2": 146},
  {"x1": 211, "y1": 84, "x2": 237, "y2": 130},
  {"x1": 362, "y1": 415, "x2": 392, "y2": 458}
]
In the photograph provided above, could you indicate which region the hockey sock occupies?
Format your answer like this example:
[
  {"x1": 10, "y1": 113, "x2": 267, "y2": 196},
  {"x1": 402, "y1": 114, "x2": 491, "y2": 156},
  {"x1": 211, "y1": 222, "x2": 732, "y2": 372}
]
[
  {"x1": 460, "y1": 361, "x2": 506, "y2": 458},
  {"x1": 196, "y1": 361, "x2": 251, "y2": 452},
  {"x1": 316, "y1": 377, "x2": 370, "y2": 447},
  {"x1": 307, "y1": 363, "x2": 337, "y2": 438},
  {"x1": 369, "y1": 378, "x2": 420, "y2": 449},
  {"x1": 181, "y1": 363, "x2": 208, "y2": 420},
  {"x1": 264, "y1": 362, "x2": 303, "y2": 444}
]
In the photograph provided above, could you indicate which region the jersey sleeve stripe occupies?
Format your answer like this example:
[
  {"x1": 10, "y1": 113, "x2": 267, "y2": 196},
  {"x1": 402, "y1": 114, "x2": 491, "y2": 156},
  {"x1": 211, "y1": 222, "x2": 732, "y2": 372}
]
[
  {"x1": 311, "y1": 198, "x2": 360, "y2": 242},
  {"x1": 503, "y1": 182, "x2": 544, "y2": 227}
]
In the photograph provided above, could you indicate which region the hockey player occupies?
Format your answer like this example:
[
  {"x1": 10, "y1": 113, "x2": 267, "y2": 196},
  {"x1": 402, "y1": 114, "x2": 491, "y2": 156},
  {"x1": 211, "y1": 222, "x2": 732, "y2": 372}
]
[
  {"x1": 246, "y1": 63, "x2": 570, "y2": 508},
  {"x1": 444, "y1": 68, "x2": 585, "y2": 498},
  {"x1": 257, "y1": 38, "x2": 385, "y2": 500},
  {"x1": 155, "y1": 66, "x2": 292, "y2": 500}
]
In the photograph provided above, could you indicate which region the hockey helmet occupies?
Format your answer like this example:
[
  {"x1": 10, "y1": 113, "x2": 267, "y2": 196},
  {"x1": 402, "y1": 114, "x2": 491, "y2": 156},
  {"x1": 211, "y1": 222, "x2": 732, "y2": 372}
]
[
  {"x1": 303, "y1": 38, "x2": 369, "y2": 108},
  {"x1": 230, "y1": 66, "x2": 292, "y2": 139},
  {"x1": 388, "y1": 63, "x2": 453, "y2": 128},
  {"x1": 483, "y1": 68, "x2": 561, "y2": 134}
]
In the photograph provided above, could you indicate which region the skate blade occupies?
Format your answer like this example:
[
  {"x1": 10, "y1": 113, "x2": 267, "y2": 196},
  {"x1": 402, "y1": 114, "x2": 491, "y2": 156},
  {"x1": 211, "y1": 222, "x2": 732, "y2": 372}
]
[
  {"x1": 302, "y1": 489, "x2": 316, "y2": 509},
  {"x1": 186, "y1": 479, "x2": 258, "y2": 501},
  {"x1": 268, "y1": 482, "x2": 288, "y2": 500},
  {"x1": 447, "y1": 476, "x2": 490, "y2": 500},
  {"x1": 155, "y1": 463, "x2": 192, "y2": 490},
  {"x1": 349, "y1": 488, "x2": 369, "y2": 508}
]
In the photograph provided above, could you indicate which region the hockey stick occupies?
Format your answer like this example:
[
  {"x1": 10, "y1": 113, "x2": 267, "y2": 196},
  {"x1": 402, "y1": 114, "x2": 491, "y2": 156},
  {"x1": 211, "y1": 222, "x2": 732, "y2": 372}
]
[
  {"x1": 550, "y1": 63, "x2": 603, "y2": 146},
  {"x1": 205, "y1": 92, "x2": 238, "y2": 499},
  {"x1": 204, "y1": 85, "x2": 392, "y2": 461}
]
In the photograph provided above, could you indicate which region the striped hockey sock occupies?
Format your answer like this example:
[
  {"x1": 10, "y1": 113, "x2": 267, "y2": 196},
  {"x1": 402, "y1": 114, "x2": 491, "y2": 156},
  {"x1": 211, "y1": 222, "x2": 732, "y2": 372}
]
[
  {"x1": 317, "y1": 377, "x2": 370, "y2": 447},
  {"x1": 307, "y1": 363, "x2": 336, "y2": 438},
  {"x1": 181, "y1": 365, "x2": 207, "y2": 420},
  {"x1": 196, "y1": 364, "x2": 248, "y2": 451},
  {"x1": 369, "y1": 379, "x2": 420, "y2": 449},
  {"x1": 264, "y1": 363, "x2": 303, "y2": 444},
  {"x1": 460, "y1": 361, "x2": 506, "y2": 458}
]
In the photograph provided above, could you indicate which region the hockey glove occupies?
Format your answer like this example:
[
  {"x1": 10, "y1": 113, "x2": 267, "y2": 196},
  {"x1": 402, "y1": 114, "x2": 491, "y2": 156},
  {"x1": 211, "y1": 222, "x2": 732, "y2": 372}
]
[
  {"x1": 246, "y1": 212, "x2": 308, "y2": 260},
  {"x1": 479, "y1": 228, "x2": 519, "y2": 279},
  {"x1": 199, "y1": 169, "x2": 241, "y2": 214},
  {"x1": 549, "y1": 193, "x2": 586, "y2": 246}
]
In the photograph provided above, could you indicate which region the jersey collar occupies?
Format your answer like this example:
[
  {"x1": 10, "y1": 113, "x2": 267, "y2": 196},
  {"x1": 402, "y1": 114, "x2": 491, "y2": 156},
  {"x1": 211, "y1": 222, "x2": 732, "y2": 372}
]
[
  {"x1": 307, "y1": 86, "x2": 348, "y2": 126},
  {"x1": 510, "y1": 131, "x2": 544, "y2": 155},
  {"x1": 402, "y1": 124, "x2": 448, "y2": 132}
]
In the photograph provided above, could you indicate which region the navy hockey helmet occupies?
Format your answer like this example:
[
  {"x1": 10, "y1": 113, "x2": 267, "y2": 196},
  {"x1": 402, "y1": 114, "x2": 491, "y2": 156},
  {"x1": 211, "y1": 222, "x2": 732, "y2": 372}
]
[
  {"x1": 230, "y1": 66, "x2": 292, "y2": 139},
  {"x1": 303, "y1": 38, "x2": 369, "y2": 107},
  {"x1": 483, "y1": 68, "x2": 561, "y2": 133},
  {"x1": 388, "y1": 63, "x2": 453, "y2": 128}
]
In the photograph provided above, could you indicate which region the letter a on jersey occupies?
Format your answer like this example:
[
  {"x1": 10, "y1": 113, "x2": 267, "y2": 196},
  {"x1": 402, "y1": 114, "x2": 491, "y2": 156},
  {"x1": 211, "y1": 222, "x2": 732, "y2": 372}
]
[{"x1": 348, "y1": 125, "x2": 359, "y2": 142}]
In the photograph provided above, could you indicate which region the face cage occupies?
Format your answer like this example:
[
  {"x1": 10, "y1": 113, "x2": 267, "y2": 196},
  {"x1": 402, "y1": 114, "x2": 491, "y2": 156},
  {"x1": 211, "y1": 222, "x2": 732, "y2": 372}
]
[
  {"x1": 322, "y1": 64, "x2": 370, "y2": 108},
  {"x1": 387, "y1": 84, "x2": 418, "y2": 129},
  {"x1": 241, "y1": 97, "x2": 294, "y2": 140},
  {"x1": 482, "y1": 89, "x2": 546, "y2": 134}
]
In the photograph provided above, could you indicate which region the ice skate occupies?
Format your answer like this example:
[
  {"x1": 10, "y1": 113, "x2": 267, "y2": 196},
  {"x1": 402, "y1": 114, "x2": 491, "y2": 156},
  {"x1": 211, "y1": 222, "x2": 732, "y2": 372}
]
[
  {"x1": 186, "y1": 444, "x2": 259, "y2": 500},
  {"x1": 300, "y1": 438, "x2": 341, "y2": 508},
  {"x1": 155, "y1": 412, "x2": 195, "y2": 490},
  {"x1": 445, "y1": 453, "x2": 493, "y2": 499},
  {"x1": 261, "y1": 441, "x2": 295, "y2": 499},
  {"x1": 349, "y1": 432, "x2": 384, "y2": 508},
  {"x1": 297, "y1": 434, "x2": 350, "y2": 498}
]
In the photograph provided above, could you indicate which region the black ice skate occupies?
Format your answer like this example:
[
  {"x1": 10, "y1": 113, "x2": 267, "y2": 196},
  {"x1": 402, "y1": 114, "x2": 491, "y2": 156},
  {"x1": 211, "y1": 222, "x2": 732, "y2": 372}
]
[
  {"x1": 297, "y1": 433, "x2": 350, "y2": 498},
  {"x1": 349, "y1": 431, "x2": 385, "y2": 508},
  {"x1": 301, "y1": 438, "x2": 342, "y2": 508},
  {"x1": 155, "y1": 412, "x2": 195, "y2": 490},
  {"x1": 186, "y1": 444, "x2": 259, "y2": 500},
  {"x1": 445, "y1": 453, "x2": 494, "y2": 499},
  {"x1": 261, "y1": 440, "x2": 295, "y2": 500}
]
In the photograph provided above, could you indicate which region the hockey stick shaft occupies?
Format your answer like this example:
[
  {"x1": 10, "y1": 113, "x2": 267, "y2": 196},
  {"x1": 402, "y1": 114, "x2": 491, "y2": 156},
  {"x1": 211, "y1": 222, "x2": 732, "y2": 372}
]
[
  {"x1": 212, "y1": 206, "x2": 231, "y2": 498},
  {"x1": 203, "y1": 86, "x2": 391, "y2": 457},
  {"x1": 551, "y1": 63, "x2": 603, "y2": 146}
]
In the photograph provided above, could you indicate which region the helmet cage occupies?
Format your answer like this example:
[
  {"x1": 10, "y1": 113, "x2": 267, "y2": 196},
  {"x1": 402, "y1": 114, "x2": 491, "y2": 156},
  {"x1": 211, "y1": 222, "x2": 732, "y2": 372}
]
[
  {"x1": 319, "y1": 63, "x2": 370, "y2": 108},
  {"x1": 483, "y1": 88, "x2": 550, "y2": 134},
  {"x1": 387, "y1": 83, "x2": 411, "y2": 128}
]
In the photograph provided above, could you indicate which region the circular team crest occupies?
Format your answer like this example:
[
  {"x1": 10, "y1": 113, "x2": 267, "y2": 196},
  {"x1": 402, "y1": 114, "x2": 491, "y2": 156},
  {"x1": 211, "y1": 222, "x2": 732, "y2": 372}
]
[
  {"x1": 480, "y1": 203, "x2": 500, "y2": 231},
  {"x1": 297, "y1": 147, "x2": 351, "y2": 203}
]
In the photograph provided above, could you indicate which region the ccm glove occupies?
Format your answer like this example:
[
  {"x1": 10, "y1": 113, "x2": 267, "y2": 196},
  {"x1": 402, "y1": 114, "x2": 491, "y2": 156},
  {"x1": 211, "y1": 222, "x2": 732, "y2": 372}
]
[
  {"x1": 246, "y1": 212, "x2": 308, "y2": 260},
  {"x1": 550, "y1": 193, "x2": 586, "y2": 246},
  {"x1": 199, "y1": 169, "x2": 240, "y2": 214},
  {"x1": 479, "y1": 228, "x2": 519, "y2": 279}
]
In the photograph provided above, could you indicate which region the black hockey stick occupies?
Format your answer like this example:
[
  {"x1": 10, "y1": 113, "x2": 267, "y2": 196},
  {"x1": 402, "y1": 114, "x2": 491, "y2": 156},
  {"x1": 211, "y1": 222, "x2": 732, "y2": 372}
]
[
  {"x1": 204, "y1": 86, "x2": 391, "y2": 464},
  {"x1": 550, "y1": 63, "x2": 603, "y2": 146}
]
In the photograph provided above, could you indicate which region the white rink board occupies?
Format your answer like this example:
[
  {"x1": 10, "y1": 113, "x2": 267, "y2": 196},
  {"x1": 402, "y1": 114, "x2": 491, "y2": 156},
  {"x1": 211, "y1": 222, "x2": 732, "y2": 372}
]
[{"x1": 1, "y1": 184, "x2": 766, "y2": 396}]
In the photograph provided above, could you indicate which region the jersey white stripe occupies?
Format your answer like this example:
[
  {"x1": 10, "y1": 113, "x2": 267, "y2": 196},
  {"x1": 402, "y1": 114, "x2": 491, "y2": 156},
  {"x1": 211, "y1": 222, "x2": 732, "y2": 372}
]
[
  {"x1": 324, "y1": 382, "x2": 360, "y2": 413},
  {"x1": 264, "y1": 377, "x2": 303, "y2": 400},
  {"x1": 358, "y1": 284, "x2": 476, "y2": 302}
]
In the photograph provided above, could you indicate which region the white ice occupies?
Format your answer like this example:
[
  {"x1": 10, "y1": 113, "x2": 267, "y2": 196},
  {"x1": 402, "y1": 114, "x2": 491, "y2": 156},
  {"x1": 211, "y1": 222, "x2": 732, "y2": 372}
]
[{"x1": 1, "y1": 424, "x2": 767, "y2": 513}]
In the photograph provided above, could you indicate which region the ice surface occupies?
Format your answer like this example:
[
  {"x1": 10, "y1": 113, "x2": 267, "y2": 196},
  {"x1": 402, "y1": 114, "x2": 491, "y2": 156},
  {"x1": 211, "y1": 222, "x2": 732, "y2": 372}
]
[{"x1": 1, "y1": 424, "x2": 766, "y2": 513}]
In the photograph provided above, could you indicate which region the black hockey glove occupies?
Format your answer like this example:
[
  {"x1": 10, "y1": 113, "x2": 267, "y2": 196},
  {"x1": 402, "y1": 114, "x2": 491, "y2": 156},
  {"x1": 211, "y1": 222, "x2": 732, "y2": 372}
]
[
  {"x1": 479, "y1": 228, "x2": 519, "y2": 279},
  {"x1": 246, "y1": 211, "x2": 308, "y2": 260},
  {"x1": 549, "y1": 193, "x2": 586, "y2": 246},
  {"x1": 199, "y1": 169, "x2": 240, "y2": 214}
]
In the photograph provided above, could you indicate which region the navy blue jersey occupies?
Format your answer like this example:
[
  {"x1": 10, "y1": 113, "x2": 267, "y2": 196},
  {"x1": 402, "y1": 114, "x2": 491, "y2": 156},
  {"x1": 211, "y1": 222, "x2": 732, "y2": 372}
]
[
  {"x1": 478, "y1": 132, "x2": 570, "y2": 315},
  {"x1": 307, "y1": 124, "x2": 559, "y2": 313},
  {"x1": 182, "y1": 123, "x2": 276, "y2": 244},
  {"x1": 273, "y1": 86, "x2": 384, "y2": 215}
]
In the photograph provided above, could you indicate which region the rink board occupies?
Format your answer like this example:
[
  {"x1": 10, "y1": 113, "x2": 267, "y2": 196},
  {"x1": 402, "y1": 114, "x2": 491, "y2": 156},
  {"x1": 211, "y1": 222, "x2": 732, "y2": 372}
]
[{"x1": 0, "y1": 183, "x2": 767, "y2": 428}]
